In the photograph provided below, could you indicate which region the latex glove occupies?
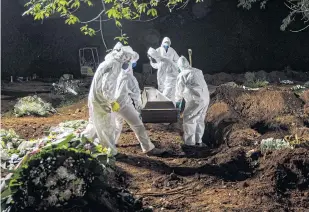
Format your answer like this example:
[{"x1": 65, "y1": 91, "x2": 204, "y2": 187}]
[
  {"x1": 175, "y1": 101, "x2": 182, "y2": 109},
  {"x1": 111, "y1": 101, "x2": 120, "y2": 112}
]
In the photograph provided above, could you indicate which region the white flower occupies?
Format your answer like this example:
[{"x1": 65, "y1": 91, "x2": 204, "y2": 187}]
[
  {"x1": 32, "y1": 177, "x2": 40, "y2": 185},
  {"x1": 72, "y1": 178, "x2": 85, "y2": 197},
  {"x1": 50, "y1": 188, "x2": 60, "y2": 196},
  {"x1": 56, "y1": 166, "x2": 69, "y2": 179},
  {"x1": 45, "y1": 176, "x2": 57, "y2": 187},
  {"x1": 47, "y1": 194, "x2": 58, "y2": 206},
  {"x1": 62, "y1": 190, "x2": 72, "y2": 200},
  {"x1": 67, "y1": 173, "x2": 77, "y2": 181},
  {"x1": 27, "y1": 196, "x2": 35, "y2": 206},
  {"x1": 39, "y1": 172, "x2": 47, "y2": 179}
]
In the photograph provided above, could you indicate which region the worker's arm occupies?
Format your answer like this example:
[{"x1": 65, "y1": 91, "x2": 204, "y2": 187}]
[
  {"x1": 156, "y1": 65, "x2": 166, "y2": 93},
  {"x1": 172, "y1": 48, "x2": 180, "y2": 64},
  {"x1": 149, "y1": 60, "x2": 159, "y2": 69},
  {"x1": 128, "y1": 76, "x2": 142, "y2": 109},
  {"x1": 175, "y1": 73, "x2": 186, "y2": 103},
  {"x1": 100, "y1": 63, "x2": 118, "y2": 104}
]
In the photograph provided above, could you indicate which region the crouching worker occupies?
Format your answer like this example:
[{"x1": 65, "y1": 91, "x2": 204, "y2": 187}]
[{"x1": 175, "y1": 56, "x2": 210, "y2": 147}]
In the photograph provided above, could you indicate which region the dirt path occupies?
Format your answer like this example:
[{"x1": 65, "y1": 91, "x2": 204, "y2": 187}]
[{"x1": 2, "y1": 86, "x2": 309, "y2": 211}]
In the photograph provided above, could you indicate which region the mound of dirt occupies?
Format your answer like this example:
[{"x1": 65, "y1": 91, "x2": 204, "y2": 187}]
[
  {"x1": 204, "y1": 85, "x2": 305, "y2": 148},
  {"x1": 243, "y1": 148, "x2": 309, "y2": 210},
  {"x1": 260, "y1": 148, "x2": 309, "y2": 193}
]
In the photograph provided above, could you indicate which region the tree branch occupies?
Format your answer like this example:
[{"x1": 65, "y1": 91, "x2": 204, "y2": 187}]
[{"x1": 290, "y1": 23, "x2": 309, "y2": 32}]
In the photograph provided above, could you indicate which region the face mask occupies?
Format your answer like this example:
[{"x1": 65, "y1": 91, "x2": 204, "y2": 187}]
[
  {"x1": 122, "y1": 62, "x2": 129, "y2": 70},
  {"x1": 132, "y1": 62, "x2": 137, "y2": 68},
  {"x1": 163, "y1": 44, "x2": 169, "y2": 50}
]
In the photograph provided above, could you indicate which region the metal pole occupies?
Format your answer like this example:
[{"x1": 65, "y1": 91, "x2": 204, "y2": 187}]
[{"x1": 188, "y1": 49, "x2": 192, "y2": 66}]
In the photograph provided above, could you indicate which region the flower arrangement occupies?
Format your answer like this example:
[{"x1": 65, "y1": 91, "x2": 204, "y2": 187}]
[
  {"x1": 260, "y1": 137, "x2": 292, "y2": 153},
  {"x1": 1, "y1": 120, "x2": 150, "y2": 212},
  {"x1": 1, "y1": 129, "x2": 25, "y2": 163},
  {"x1": 14, "y1": 95, "x2": 56, "y2": 117},
  {"x1": 7, "y1": 148, "x2": 107, "y2": 211}
]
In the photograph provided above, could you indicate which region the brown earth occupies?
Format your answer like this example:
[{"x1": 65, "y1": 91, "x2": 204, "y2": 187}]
[{"x1": 1, "y1": 85, "x2": 309, "y2": 211}]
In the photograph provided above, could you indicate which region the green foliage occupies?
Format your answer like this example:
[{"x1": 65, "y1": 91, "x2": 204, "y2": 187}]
[
  {"x1": 245, "y1": 79, "x2": 269, "y2": 88},
  {"x1": 22, "y1": 0, "x2": 201, "y2": 43},
  {"x1": 244, "y1": 72, "x2": 269, "y2": 88},
  {"x1": 114, "y1": 34, "x2": 129, "y2": 44}
]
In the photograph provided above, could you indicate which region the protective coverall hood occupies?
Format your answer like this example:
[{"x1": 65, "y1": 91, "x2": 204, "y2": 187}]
[
  {"x1": 113, "y1": 42, "x2": 123, "y2": 51},
  {"x1": 104, "y1": 42, "x2": 123, "y2": 61},
  {"x1": 177, "y1": 56, "x2": 191, "y2": 72},
  {"x1": 161, "y1": 37, "x2": 171, "y2": 46},
  {"x1": 113, "y1": 46, "x2": 135, "y2": 63},
  {"x1": 147, "y1": 47, "x2": 162, "y2": 62}
]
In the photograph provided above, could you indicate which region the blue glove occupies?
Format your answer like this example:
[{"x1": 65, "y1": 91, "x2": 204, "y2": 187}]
[{"x1": 176, "y1": 101, "x2": 182, "y2": 109}]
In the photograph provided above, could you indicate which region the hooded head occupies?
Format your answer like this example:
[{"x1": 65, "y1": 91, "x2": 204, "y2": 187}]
[
  {"x1": 113, "y1": 46, "x2": 135, "y2": 64},
  {"x1": 161, "y1": 37, "x2": 171, "y2": 46},
  {"x1": 161, "y1": 37, "x2": 171, "y2": 51},
  {"x1": 105, "y1": 42, "x2": 124, "y2": 61},
  {"x1": 113, "y1": 42, "x2": 123, "y2": 51},
  {"x1": 147, "y1": 47, "x2": 161, "y2": 62},
  {"x1": 177, "y1": 56, "x2": 191, "y2": 72}
]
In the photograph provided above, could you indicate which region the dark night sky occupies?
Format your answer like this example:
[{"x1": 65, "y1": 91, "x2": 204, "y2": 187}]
[{"x1": 2, "y1": 0, "x2": 309, "y2": 78}]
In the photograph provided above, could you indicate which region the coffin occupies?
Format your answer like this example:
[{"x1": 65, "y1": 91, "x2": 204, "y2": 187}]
[{"x1": 141, "y1": 87, "x2": 179, "y2": 123}]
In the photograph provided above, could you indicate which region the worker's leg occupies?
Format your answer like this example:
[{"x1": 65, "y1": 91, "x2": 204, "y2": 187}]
[
  {"x1": 195, "y1": 105, "x2": 208, "y2": 144},
  {"x1": 183, "y1": 101, "x2": 206, "y2": 146},
  {"x1": 81, "y1": 104, "x2": 97, "y2": 139},
  {"x1": 114, "y1": 113, "x2": 124, "y2": 145},
  {"x1": 91, "y1": 104, "x2": 118, "y2": 156},
  {"x1": 182, "y1": 103, "x2": 198, "y2": 145},
  {"x1": 117, "y1": 104, "x2": 155, "y2": 153}
]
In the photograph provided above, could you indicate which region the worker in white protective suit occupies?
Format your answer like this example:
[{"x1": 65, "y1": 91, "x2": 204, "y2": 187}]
[
  {"x1": 147, "y1": 47, "x2": 179, "y2": 103},
  {"x1": 105, "y1": 42, "x2": 123, "y2": 61},
  {"x1": 114, "y1": 51, "x2": 165, "y2": 156},
  {"x1": 82, "y1": 46, "x2": 136, "y2": 156},
  {"x1": 156, "y1": 37, "x2": 179, "y2": 64},
  {"x1": 175, "y1": 56, "x2": 210, "y2": 147}
]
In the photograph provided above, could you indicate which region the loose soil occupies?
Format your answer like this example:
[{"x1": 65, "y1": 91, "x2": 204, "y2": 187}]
[{"x1": 1, "y1": 84, "x2": 309, "y2": 211}]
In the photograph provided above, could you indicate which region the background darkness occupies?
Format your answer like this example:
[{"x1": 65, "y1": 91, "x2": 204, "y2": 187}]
[{"x1": 2, "y1": 0, "x2": 309, "y2": 78}]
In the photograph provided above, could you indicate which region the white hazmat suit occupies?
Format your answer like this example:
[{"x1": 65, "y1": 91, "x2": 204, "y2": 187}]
[
  {"x1": 147, "y1": 47, "x2": 179, "y2": 103},
  {"x1": 156, "y1": 37, "x2": 179, "y2": 64},
  {"x1": 105, "y1": 42, "x2": 123, "y2": 61},
  {"x1": 82, "y1": 46, "x2": 135, "y2": 156},
  {"x1": 114, "y1": 52, "x2": 145, "y2": 145},
  {"x1": 175, "y1": 56, "x2": 210, "y2": 146}
]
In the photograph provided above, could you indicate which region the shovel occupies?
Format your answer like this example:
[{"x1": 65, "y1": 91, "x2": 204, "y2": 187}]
[{"x1": 188, "y1": 49, "x2": 192, "y2": 66}]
